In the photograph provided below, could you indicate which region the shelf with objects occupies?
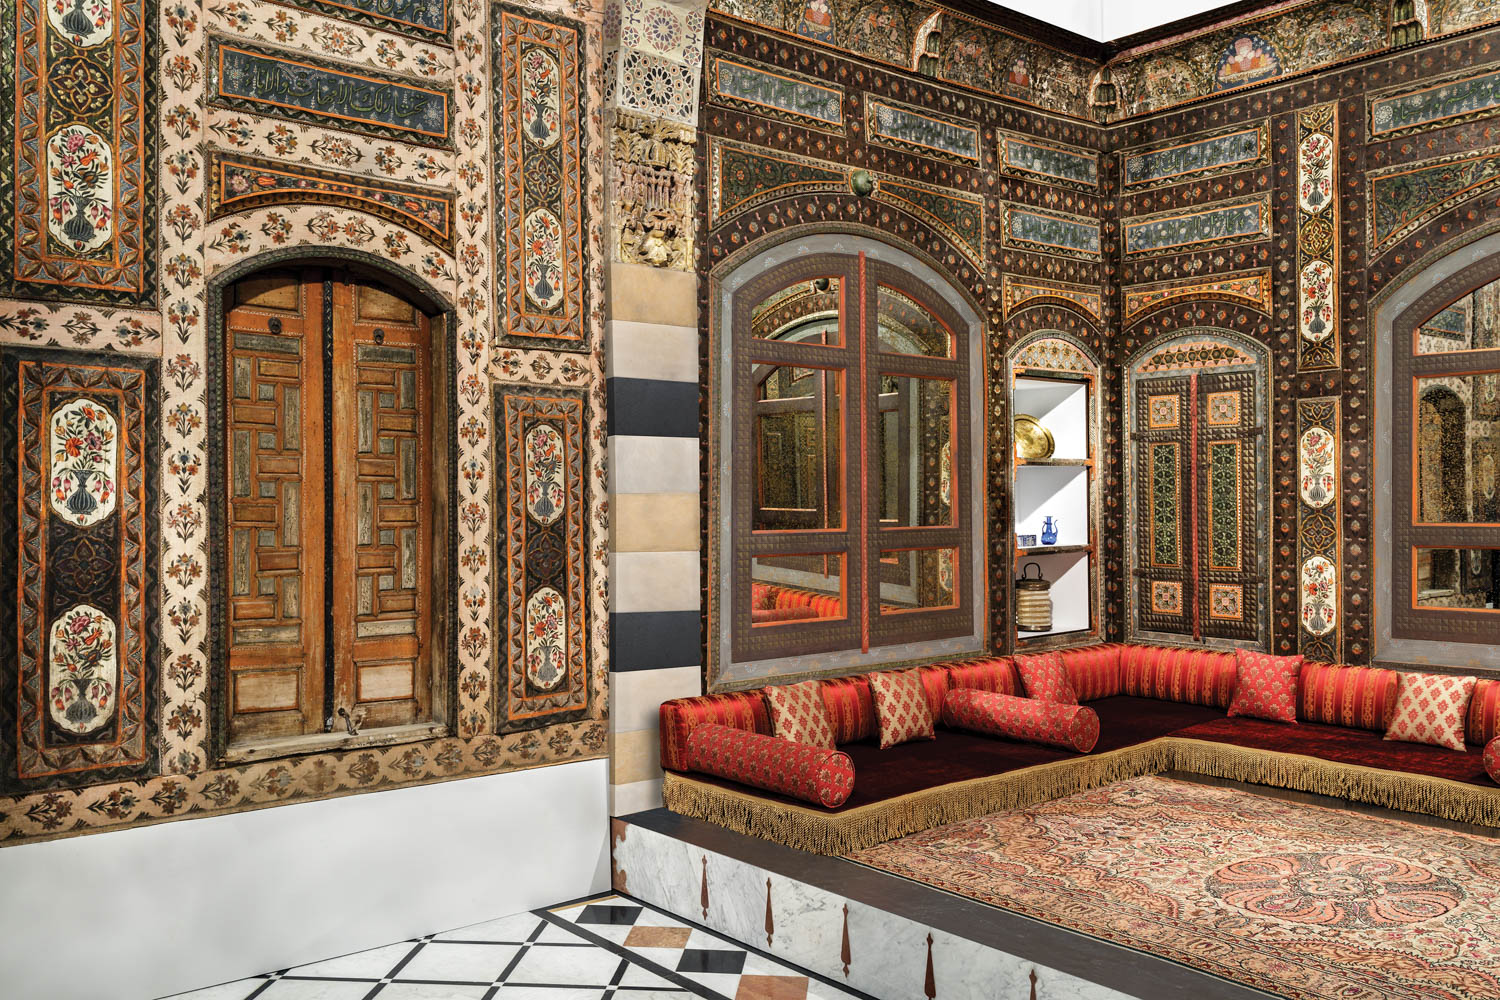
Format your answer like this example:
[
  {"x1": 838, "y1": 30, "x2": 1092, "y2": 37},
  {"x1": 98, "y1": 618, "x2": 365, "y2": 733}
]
[{"x1": 1006, "y1": 333, "x2": 1103, "y2": 648}]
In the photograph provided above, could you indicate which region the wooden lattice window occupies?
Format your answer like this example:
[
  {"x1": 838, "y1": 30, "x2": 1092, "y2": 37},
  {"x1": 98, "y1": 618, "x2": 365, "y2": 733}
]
[{"x1": 221, "y1": 269, "x2": 447, "y2": 757}]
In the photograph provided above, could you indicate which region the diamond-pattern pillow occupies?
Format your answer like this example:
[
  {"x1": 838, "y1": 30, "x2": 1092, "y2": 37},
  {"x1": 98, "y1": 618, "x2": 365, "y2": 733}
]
[
  {"x1": 1484, "y1": 737, "x2": 1500, "y2": 786},
  {"x1": 1014, "y1": 652, "x2": 1079, "y2": 705},
  {"x1": 1227, "y1": 649, "x2": 1303, "y2": 724},
  {"x1": 1384, "y1": 671, "x2": 1477, "y2": 752},
  {"x1": 764, "y1": 680, "x2": 836, "y2": 748},
  {"x1": 867, "y1": 668, "x2": 936, "y2": 749}
]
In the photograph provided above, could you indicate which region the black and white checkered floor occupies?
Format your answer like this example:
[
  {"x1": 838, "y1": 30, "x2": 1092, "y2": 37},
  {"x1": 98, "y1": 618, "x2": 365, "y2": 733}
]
[{"x1": 168, "y1": 894, "x2": 872, "y2": 1000}]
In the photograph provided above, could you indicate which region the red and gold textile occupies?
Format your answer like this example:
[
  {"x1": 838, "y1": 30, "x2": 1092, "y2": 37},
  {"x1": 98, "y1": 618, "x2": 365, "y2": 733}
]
[
  {"x1": 1485, "y1": 737, "x2": 1500, "y2": 785},
  {"x1": 867, "y1": 668, "x2": 936, "y2": 748},
  {"x1": 1297, "y1": 662, "x2": 1400, "y2": 732},
  {"x1": 1014, "y1": 652, "x2": 1079, "y2": 704},
  {"x1": 915, "y1": 664, "x2": 951, "y2": 722},
  {"x1": 1057, "y1": 644, "x2": 1125, "y2": 701},
  {"x1": 1227, "y1": 649, "x2": 1303, "y2": 724},
  {"x1": 1385, "y1": 671, "x2": 1477, "y2": 752},
  {"x1": 1120, "y1": 644, "x2": 1238, "y2": 708},
  {"x1": 1467, "y1": 679, "x2": 1500, "y2": 747},
  {"x1": 684, "y1": 724, "x2": 854, "y2": 808},
  {"x1": 942, "y1": 689, "x2": 1100, "y2": 752},
  {"x1": 764, "y1": 680, "x2": 837, "y2": 748},
  {"x1": 817, "y1": 675, "x2": 877, "y2": 744},
  {"x1": 944, "y1": 656, "x2": 1021, "y2": 697},
  {"x1": 659, "y1": 691, "x2": 770, "y2": 772}
]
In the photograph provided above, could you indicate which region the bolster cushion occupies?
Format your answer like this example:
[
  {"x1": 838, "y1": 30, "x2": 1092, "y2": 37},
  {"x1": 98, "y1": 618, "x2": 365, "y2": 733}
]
[
  {"x1": 1485, "y1": 737, "x2": 1500, "y2": 785},
  {"x1": 944, "y1": 656, "x2": 1021, "y2": 697},
  {"x1": 941, "y1": 688, "x2": 1100, "y2": 753},
  {"x1": 659, "y1": 691, "x2": 771, "y2": 772},
  {"x1": 1468, "y1": 678, "x2": 1500, "y2": 747},
  {"x1": 1057, "y1": 643, "x2": 1126, "y2": 701},
  {"x1": 1120, "y1": 644, "x2": 1238, "y2": 708},
  {"x1": 1298, "y1": 662, "x2": 1400, "y2": 732},
  {"x1": 684, "y1": 724, "x2": 855, "y2": 808}
]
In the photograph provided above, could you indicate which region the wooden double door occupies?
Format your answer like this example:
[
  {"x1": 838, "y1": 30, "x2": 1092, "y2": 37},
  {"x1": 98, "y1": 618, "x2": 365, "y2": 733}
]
[{"x1": 223, "y1": 269, "x2": 438, "y2": 747}]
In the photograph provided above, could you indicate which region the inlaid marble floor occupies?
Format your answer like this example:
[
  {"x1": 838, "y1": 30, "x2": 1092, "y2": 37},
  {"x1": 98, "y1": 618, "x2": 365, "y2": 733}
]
[{"x1": 167, "y1": 894, "x2": 874, "y2": 1000}]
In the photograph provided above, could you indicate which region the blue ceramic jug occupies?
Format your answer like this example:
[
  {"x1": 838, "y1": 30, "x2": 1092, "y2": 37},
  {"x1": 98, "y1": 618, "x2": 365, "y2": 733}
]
[{"x1": 1041, "y1": 516, "x2": 1059, "y2": 545}]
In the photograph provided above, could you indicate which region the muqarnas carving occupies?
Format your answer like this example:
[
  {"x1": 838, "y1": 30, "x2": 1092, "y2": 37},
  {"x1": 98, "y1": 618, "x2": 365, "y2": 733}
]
[
  {"x1": 494, "y1": 4, "x2": 590, "y2": 349},
  {"x1": 3, "y1": 0, "x2": 155, "y2": 303},
  {"x1": 612, "y1": 109, "x2": 695, "y2": 270},
  {"x1": 0, "y1": 350, "x2": 158, "y2": 794},
  {"x1": 493, "y1": 387, "x2": 590, "y2": 733}
]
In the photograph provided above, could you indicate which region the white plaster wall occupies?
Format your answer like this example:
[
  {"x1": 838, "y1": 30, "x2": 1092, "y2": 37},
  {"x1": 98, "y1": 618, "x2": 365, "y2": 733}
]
[
  {"x1": 987, "y1": 1, "x2": 1229, "y2": 41},
  {"x1": 0, "y1": 758, "x2": 610, "y2": 1000}
]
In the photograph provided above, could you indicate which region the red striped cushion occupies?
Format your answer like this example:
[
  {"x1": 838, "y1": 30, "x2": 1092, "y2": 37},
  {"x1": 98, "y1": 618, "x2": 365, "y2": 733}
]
[
  {"x1": 944, "y1": 656, "x2": 1021, "y2": 697},
  {"x1": 818, "y1": 675, "x2": 877, "y2": 744},
  {"x1": 915, "y1": 664, "x2": 951, "y2": 722},
  {"x1": 659, "y1": 691, "x2": 771, "y2": 772},
  {"x1": 1485, "y1": 737, "x2": 1500, "y2": 785},
  {"x1": 684, "y1": 724, "x2": 855, "y2": 808},
  {"x1": 1057, "y1": 644, "x2": 1126, "y2": 701},
  {"x1": 1297, "y1": 662, "x2": 1400, "y2": 732},
  {"x1": 1119, "y1": 644, "x2": 1238, "y2": 708},
  {"x1": 1467, "y1": 679, "x2": 1500, "y2": 747},
  {"x1": 942, "y1": 688, "x2": 1099, "y2": 752}
]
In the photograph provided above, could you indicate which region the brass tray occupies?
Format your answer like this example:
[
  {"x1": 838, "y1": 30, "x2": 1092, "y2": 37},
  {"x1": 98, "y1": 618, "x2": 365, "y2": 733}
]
[{"x1": 1013, "y1": 413, "x2": 1055, "y2": 460}]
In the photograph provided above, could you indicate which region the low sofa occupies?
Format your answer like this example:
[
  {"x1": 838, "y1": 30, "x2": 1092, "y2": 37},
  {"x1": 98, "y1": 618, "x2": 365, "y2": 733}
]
[{"x1": 658, "y1": 644, "x2": 1500, "y2": 855}]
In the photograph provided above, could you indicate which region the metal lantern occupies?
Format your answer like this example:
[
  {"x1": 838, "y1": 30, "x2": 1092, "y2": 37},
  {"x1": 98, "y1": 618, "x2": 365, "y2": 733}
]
[{"x1": 1016, "y1": 561, "x2": 1052, "y2": 632}]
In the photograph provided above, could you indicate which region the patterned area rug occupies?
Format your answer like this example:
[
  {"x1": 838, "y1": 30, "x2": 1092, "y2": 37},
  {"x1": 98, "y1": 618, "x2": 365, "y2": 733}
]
[{"x1": 850, "y1": 776, "x2": 1500, "y2": 1000}]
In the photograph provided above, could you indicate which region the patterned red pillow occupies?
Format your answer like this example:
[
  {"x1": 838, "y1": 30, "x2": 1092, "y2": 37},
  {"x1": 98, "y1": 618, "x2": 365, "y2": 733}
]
[
  {"x1": 1014, "y1": 652, "x2": 1079, "y2": 705},
  {"x1": 1384, "y1": 672, "x2": 1477, "y2": 752},
  {"x1": 942, "y1": 688, "x2": 1099, "y2": 753},
  {"x1": 867, "y1": 668, "x2": 936, "y2": 748},
  {"x1": 1484, "y1": 737, "x2": 1500, "y2": 786},
  {"x1": 764, "y1": 680, "x2": 836, "y2": 748},
  {"x1": 1227, "y1": 649, "x2": 1303, "y2": 724},
  {"x1": 684, "y1": 724, "x2": 854, "y2": 808}
]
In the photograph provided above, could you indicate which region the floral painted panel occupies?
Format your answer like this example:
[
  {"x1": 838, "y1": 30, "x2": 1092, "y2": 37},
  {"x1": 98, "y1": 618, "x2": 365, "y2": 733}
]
[
  {"x1": 1207, "y1": 441, "x2": 1242, "y2": 571},
  {"x1": 1301, "y1": 555, "x2": 1338, "y2": 637},
  {"x1": 708, "y1": 139, "x2": 848, "y2": 224},
  {"x1": 48, "y1": 397, "x2": 117, "y2": 528},
  {"x1": 870, "y1": 99, "x2": 979, "y2": 163},
  {"x1": 1, "y1": 350, "x2": 157, "y2": 794},
  {"x1": 1214, "y1": 33, "x2": 1281, "y2": 91},
  {"x1": 213, "y1": 42, "x2": 453, "y2": 146},
  {"x1": 874, "y1": 176, "x2": 985, "y2": 266},
  {"x1": 1123, "y1": 271, "x2": 1272, "y2": 322},
  {"x1": 1122, "y1": 124, "x2": 1268, "y2": 188},
  {"x1": 1369, "y1": 150, "x2": 1500, "y2": 255},
  {"x1": 1151, "y1": 442, "x2": 1180, "y2": 568},
  {"x1": 1151, "y1": 581, "x2": 1183, "y2": 615},
  {"x1": 1148, "y1": 395, "x2": 1180, "y2": 430},
  {"x1": 495, "y1": 6, "x2": 589, "y2": 349},
  {"x1": 1299, "y1": 425, "x2": 1338, "y2": 508},
  {"x1": 998, "y1": 132, "x2": 1096, "y2": 188},
  {"x1": 1123, "y1": 196, "x2": 1271, "y2": 256},
  {"x1": 1370, "y1": 67, "x2": 1500, "y2": 139},
  {"x1": 4, "y1": 0, "x2": 153, "y2": 303},
  {"x1": 278, "y1": 0, "x2": 450, "y2": 40},
  {"x1": 708, "y1": 55, "x2": 844, "y2": 130},
  {"x1": 1297, "y1": 104, "x2": 1338, "y2": 369},
  {"x1": 1002, "y1": 205, "x2": 1101, "y2": 260},
  {"x1": 1208, "y1": 584, "x2": 1244, "y2": 621},
  {"x1": 1000, "y1": 277, "x2": 1102, "y2": 322},
  {"x1": 1297, "y1": 398, "x2": 1341, "y2": 660},
  {"x1": 1206, "y1": 391, "x2": 1241, "y2": 427},
  {"x1": 1010, "y1": 335, "x2": 1095, "y2": 374},
  {"x1": 495, "y1": 386, "x2": 589, "y2": 732}
]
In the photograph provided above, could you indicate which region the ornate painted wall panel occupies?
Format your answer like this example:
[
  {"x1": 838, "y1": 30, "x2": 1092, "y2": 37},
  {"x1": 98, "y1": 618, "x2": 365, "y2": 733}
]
[
  {"x1": 274, "y1": 0, "x2": 451, "y2": 40},
  {"x1": 1001, "y1": 276, "x2": 1101, "y2": 323},
  {"x1": 494, "y1": 5, "x2": 590, "y2": 350},
  {"x1": 869, "y1": 99, "x2": 979, "y2": 163},
  {"x1": 707, "y1": 138, "x2": 848, "y2": 224},
  {"x1": 1122, "y1": 197, "x2": 1271, "y2": 257},
  {"x1": 1297, "y1": 397, "x2": 1341, "y2": 661},
  {"x1": 1368, "y1": 150, "x2": 1500, "y2": 257},
  {"x1": 1123, "y1": 272, "x2": 1272, "y2": 323},
  {"x1": 1001, "y1": 205, "x2": 1101, "y2": 260},
  {"x1": 998, "y1": 131, "x2": 1097, "y2": 189},
  {"x1": 1121, "y1": 123, "x2": 1269, "y2": 189},
  {"x1": 1296, "y1": 104, "x2": 1339, "y2": 371},
  {"x1": 211, "y1": 42, "x2": 453, "y2": 147},
  {"x1": 0, "y1": 350, "x2": 158, "y2": 794},
  {"x1": 494, "y1": 386, "x2": 590, "y2": 733},
  {"x1": 3, "y1": 0, "x2": 155, "y2": 304},
  {"x1": 1368, "y1": 65, "x2": 1500, "y2": 140},
  {"x1": 707, "y1": 54, "x2": 844, "y2": 130},
  {"x1": 873, "y1": 176, "x2": 985, "y2": 267}
]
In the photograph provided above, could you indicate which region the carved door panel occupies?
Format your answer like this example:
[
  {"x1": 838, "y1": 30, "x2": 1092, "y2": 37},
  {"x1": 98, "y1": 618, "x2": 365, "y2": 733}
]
[
  {"x1": 1196, "y1": 371, "x2": 1261, "y2": 644},
  {"x1": 225, "y1": 271, "x2": 433, "y2": 747},
  {"x1": 224, "y1": 271, "x2": 327, "y2": 743},
  {"x1": 1134, "y1": 376, "x2": 1192, "y2": 637}
]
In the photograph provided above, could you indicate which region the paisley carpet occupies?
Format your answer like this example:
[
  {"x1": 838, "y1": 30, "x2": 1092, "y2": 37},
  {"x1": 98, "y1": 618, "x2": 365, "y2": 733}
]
[{"x1": 849, "y1": 776, "x2": 1500, "y2": 1000}]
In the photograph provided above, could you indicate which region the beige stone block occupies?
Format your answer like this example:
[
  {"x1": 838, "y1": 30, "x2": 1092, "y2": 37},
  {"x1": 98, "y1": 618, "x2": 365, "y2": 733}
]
[
  {"x1": 614, "y1": 493, "x2": 699, "y2": 553},
  {"x1": 611, "y1": 727, "x2": 664, "y2": 785},
  {"x1": 610, "y1": 666, "x2": 702, "y2": 733},
  {"x1": 608, "y1": 262, "x2": 699, "y2": 327},
  {"x1": 610, "y1": 550, "x2": 700, "y2": 613}
]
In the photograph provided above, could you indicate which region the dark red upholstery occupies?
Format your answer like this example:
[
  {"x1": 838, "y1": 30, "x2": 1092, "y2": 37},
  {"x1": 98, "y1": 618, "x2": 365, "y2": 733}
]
[{"x1": 659, "y1": 690, "x2": 770, "y2": 773}]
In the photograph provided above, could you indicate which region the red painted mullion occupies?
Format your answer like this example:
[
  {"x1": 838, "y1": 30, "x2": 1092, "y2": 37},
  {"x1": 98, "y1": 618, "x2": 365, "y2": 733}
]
[
  {"x1": 1189, "y1": 374, "x2": 1201, "y2": 642},
  {"x1": 858, "y1": 253, "x2": 870, "y2": 653}
]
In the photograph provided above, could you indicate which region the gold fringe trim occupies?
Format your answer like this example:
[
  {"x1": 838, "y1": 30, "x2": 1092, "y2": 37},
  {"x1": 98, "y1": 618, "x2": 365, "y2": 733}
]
[
  {"x1": 663, "y1": 742, "x2": 1175, "y2": 856},
  {"x1": 664, "y1": 738, "x2": 1500, "y2": 855}
]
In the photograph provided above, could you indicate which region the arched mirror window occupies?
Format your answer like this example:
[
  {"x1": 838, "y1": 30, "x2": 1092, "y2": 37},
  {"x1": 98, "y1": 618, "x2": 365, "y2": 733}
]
[{"x1": 711, "y1": 237, "x2": 984, "y2": 688}]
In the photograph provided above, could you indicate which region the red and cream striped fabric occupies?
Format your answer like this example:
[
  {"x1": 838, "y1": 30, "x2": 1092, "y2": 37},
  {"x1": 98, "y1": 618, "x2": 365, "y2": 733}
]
[
  {"x1": 1297, "y1": 662, "x2": 1400, "y2": 732},
  {"x1": 944, "y1": 656, "x2": 1021, "y2": 697},
  {"x1": 868, "y1": 668, "x2": 937, "y2": 748},
  {"x1": 941, "y1": 688, "x2": 1099, "y2": 753},
  {"x1": 1057, "y1": 644, "x2": 1125, "y2": 701},
  {"x1": 1467, "y1": 679, "x2": 1500, "y2": 747},
  {"x1": 915, "y1": 664, "x2": 951, "y2": 722},
  {"x1": 1120, "y1": 644, "x2": 1239, "y2": 708},
  {"x1": 659, "y1": 691, "x2": 771, "y2": 772},
  {"x1": 1385, "y1": 671, "x2": 1477, "y2": 752},
  {"x1": 751, "y1": 605, "x2": 819, "y2": 624},
  {"x1": 684, "y1": 724, "x2": 855, "y2": 808},
  {"x1": 1014, "y1": 651, "x2": 1080, "y2": 704},
  {"x1": 818, "y1": 675, "x2": 877, "y2": 744},
  {"x1": 768, "y1": 585, "x2": 841, "y2": 619},
  {"x1": 1484, "y1": 736, "x2": 1500, "y2": 785},
  {"x1": 764, "y1": 680, "x2": 837, "y2": 748},
  {"x1": 1227, "y1": 649, "x2": 1303, "y2": 724}
]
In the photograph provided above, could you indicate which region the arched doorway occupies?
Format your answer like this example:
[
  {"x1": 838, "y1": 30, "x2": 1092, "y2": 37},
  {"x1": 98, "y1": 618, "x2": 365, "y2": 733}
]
[{"x1": 213, "y1": 264, "x2": 451, "y2": 759}]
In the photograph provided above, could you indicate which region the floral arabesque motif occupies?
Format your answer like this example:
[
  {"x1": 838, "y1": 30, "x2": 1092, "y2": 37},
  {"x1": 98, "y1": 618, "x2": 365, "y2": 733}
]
[
  {"x1": 524, "y1": 422, "x2": 565, "y2": 524},
  {"x1": 521, "y1": 48, "x2": 561, "y2": 148},
  {"x1": 1301, "y1": 555, "x2": 1338, "y2": 637},
  {"x1": 47, "y1": 604, "x2": 118, "y2": 735},
  {"x1": 1299, "y1": 426, "x2": 1337, "y2": 508},
  {"x1": 524, "y1": 587, "x2": 568, "y2": 690},
  {"x1": 49, "y1": 396, "x2": 117, "y2": 527},
  {"x1": 46, "y1": 126, "x2": 115, "y2": 254}
]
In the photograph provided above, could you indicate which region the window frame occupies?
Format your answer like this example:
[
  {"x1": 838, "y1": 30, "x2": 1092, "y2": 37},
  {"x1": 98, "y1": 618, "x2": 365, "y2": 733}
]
[{"x1": 711, "y1": 236, "x2": 986, "y2": 690}]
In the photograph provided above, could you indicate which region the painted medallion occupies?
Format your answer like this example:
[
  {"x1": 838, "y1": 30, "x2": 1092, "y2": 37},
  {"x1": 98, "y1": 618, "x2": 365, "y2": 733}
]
[
  {"x1": 521, "y1": 48, "x2": 561, "y2": 148},
  {"x1": 524, "y1": 587, "x2": 568, "y2": 690},
  {"x1": 1299, "y1": 260, "x2": 1336, "y2": 342},
  {"x1": 523, "y1": 208, "x2": 566, "y2": 310},
  {"x1": 524, "y1": 422, "x2": 566, "y2": 525},
  {"x1": 1215, "y1": 34, "x2": 1280, "y2": 90},
  {"x1": 48, "y1": 604, "x2": 118, "y2": 735},
  {"x1": 1299, "y1": 426, "x2": 1337, "y2": 508},
  {"x1": 1301, "y1": 555, "x2": 1337, "y2": 637},
  {"x1": 1298, "y1": 131, "x2": 1335, "y2": 213},
  {"x1": 47, "y1": 0, "x2": 113, "y2": 46},
  {"x1": 46, "y1": 125, "x2": 115, "y2": 254},
  {"x1": 49, "y1": 396, "x2": 118, "y2": 527}
]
